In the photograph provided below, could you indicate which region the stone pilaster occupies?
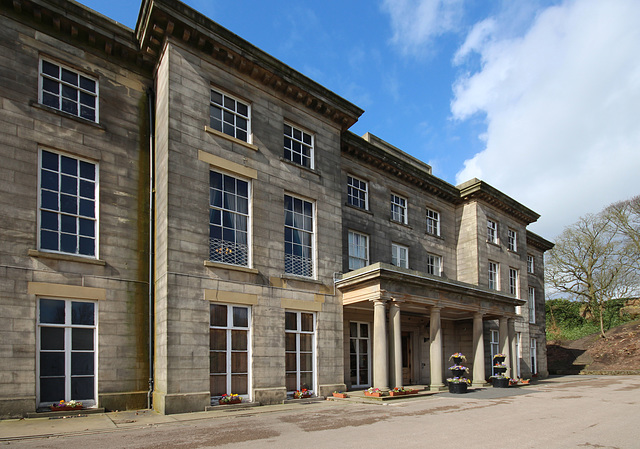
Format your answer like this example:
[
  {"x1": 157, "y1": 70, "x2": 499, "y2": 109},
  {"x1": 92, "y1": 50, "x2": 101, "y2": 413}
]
[
  {"x1": 472, "y1": 312, "x2": 486, "y2": 386},
  {"x1": 429, "y1": 307, "x2": 444, "y2": 391},
  {"x1": 389, "y1": 301, "x2": 402, "y2": 388},
  {"x1": 373, "y1": 299, "x2": 389, "y2": 390}
]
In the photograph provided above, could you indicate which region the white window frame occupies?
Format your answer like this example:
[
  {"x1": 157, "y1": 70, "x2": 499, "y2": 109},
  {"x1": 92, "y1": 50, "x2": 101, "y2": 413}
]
[
  {"x1": 508, "y1": 228, "x2": 517, "y2": 252},
  {"x1": 209, "y1": 304, "x2": 251, "y2": 401},
  {"x1": 284, "y1": 194, "x2": 315, "y2": 278},
  {"x1": 487, "y1": 219, "x2": 498, "y2": 244},
  {"x1": 37, "y1": 298, "x2": 97, "y2": 407},
  {"x1": 426, "y1": 253, "x2": 442, "y2": 276},
  {"x1": 488, "y1": 261, "x2": 499, "y2": 290},
  {"x1": 284, "y1": 123, "x2": 314, "y2": 169},
  {"x1": 39, "y1": 58, "x2": 99, "y2": 122},
  {"x1": 209, "y1": 88, "x2": 251, "y2": 142},
  {"x1": 285, "y1": 311, "x2": 316, "y2": 394},
  {"x1": 490, "y1": 330, "x2": 500, "y2": 376},
  {"x1": 529, "y1": 286, "x2": 536, "y2": 324},
  {"x1": 347, "y1": 175, "x2": 368, "y2": 210},
  {"x1": 527, "y1": 255, "x2": 535, "y2": 274},
  {"x1": 38, "y1": 149, "x2": 99, "y2": 258},
  {"x1": 530, "y1": 338, "x2": 538, "y2": 375},
  {"x1": 348, "y1": 230, "x2": 369, "y2": 270},
  {"x1": 349, "y1": 321, "x2": 371, "y2": 388},
  {"x1": 509, "y1": 268, "x2": 519, "y2": 298},
  {"x1": 209, "y1": 169, "x2": 251, "y2": 267},
  {"x1": 391, "y1": 193, "x2": 408, "y2": 224},
  {"x1": 426, "y1": 208, "x2": 440, "y2": 236},
  {"x1": 391, "y1": 243, "x2": 409, "y2": 269}
]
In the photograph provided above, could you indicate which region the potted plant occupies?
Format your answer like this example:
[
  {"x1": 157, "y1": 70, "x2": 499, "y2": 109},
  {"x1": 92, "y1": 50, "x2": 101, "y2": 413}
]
[
  {"x1": 446, "y1": 377, "x2": 471, "y2": 394},
  {"x1": 293, "y1": 389, "x2": 312, "y2": 399},
  {"x1": 364, "y1": 387, "x2": 383, "y2": 397},
  {"x1": 490, "y1": 374, "x2": 510, "y2": 388},
  {"x1": 332, "y1": 391, "x2": 348, "y2": 398},
  {"x1": 449, "y1": 364, "x2": 469, "y2": 378},
  {"x1": 493, "y1": 353, "x2": 506, "y2": 364},
  {"x1": 50, "y1": 400, "x2": 83, "y2": 411},
  {"x1": 449, "y1": 352, "x2": 467, "y2": 364},
  {"x1": 219, "y1": 393, "x2": 242, "y2": 405},
  {"x1": 389, "y1": 387, "x2": 407, "y2": 396}
]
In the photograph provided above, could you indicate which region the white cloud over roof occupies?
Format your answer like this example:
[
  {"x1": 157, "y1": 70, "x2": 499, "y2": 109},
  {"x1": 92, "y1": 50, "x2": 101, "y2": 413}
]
[{"x1": 452, "y1": 0, "x2": 640, "y2": 239}]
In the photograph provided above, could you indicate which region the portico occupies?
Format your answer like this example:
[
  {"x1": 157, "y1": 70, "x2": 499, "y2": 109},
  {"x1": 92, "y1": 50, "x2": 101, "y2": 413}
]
[{"x1": 337, "y1": 263, "x2": 525, "y2": 391}]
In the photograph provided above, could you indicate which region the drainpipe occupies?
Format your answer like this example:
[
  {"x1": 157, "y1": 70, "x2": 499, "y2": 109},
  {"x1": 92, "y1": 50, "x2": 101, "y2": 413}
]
[{"x1": 146, "y1": 87, "x2": 156, "y2": 410}]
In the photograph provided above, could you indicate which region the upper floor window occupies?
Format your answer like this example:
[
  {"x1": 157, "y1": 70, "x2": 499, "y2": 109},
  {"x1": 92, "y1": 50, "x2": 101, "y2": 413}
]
[
  {"x1": 284, "y1": 195, "x2": 314, "y2": 277},
  {"x1": 488, "y1": 261, "x2": 499, "y2": 290},
  {"x1": 39, "y1": 59, "x2": 98, "y2": 122},
  {"x1": 210, "y1": 89, "x2": 250, "y2": 142},
  {"x1": 391, "y1": 243, "x2": 408, "y2": 269},
  {"x1": 39, "y1": 149, "x2": 97, "y2": 257},
  {"x1": 391, "y1": 194, "x2": 407, "y2": 224},
  {"x1": 509, "y1": 268, "x2": 519, "y2": 297},
  {"x1": 209, "y1": 170, "x2": 250, "y2": 266},
  {"x1": 508, "y1": 228, "x2": 517, "y2": 252},
  {"x1": 527, "y1": 254, "x2": 535, "y2": 273},
  {"x1": 284, "y1": 124, "x2": 313, "y2": 169},
  {"x1": 487, "y1": 219, "x2": 498, "y2": 244},
  {"x1": 426, "y1": 209, "x2": 440, "y2": 236},
  {"x1": 347, "y1": 175, "x2": 368, "y2": 210},
  {"x1": 348, "y1": 230, "x2": 369, "y2": 270},
  {"x1": 426, "y1": 253, "x2": 442, "y2": 276},
  {"x1": 529, "y1": 287, "x2": 536, "y2": 323}
]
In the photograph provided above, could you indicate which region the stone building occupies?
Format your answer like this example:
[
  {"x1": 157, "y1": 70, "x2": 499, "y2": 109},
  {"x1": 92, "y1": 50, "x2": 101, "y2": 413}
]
[{"x1": 0, "y1": 0, "x2": 553, "y2": 418}]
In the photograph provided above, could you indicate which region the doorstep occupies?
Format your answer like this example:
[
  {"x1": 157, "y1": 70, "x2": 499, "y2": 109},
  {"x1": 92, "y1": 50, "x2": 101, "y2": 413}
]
[
  {"x1": 205, "y1": 401, "x2": 261, "y2": 411},
  {"x1": 26, "y1": 408, "x2": 106, "y2": 419}
]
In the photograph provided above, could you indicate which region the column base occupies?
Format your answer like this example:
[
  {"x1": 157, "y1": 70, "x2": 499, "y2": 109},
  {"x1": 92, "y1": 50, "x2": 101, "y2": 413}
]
[{"x1": 429, "y1": 384, "x2": 447, "y2": 392}]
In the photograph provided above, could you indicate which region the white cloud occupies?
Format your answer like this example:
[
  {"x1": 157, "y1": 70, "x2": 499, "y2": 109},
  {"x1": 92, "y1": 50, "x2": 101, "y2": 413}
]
[
  {"x1": 382, "y1": 0, "x2": 464, "y2": 55},
  {"x1": 452, "y1": 0, "x2": 640, "y2": 239}
]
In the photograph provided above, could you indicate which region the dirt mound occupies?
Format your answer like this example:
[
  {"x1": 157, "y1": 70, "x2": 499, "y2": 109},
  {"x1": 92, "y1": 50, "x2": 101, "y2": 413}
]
[{"x1": 547, "y1": 321, "x2": 640, "y2": 373}]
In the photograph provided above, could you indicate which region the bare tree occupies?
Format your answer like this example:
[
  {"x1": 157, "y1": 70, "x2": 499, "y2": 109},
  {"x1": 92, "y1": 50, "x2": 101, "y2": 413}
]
[
  {"x1": 606, "y1": 195, "x2": 640, "y2": 264},
  {"x1": 546, "y1": 212, "x2": 637, "y2": 338}
]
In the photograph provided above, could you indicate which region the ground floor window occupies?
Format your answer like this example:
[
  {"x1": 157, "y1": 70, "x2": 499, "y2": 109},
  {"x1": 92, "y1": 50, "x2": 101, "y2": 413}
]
[
  {"x1": 490, "y1": 329, "x2": 500, "y2": 376},
  {"x1": 38, "y1": 298, "x2": 96, "y2": 406},
  {"x1": 349, "y1": 322, "x2": 370, "y2": 387},
  {"x1": 285, "y1": 311, "x2": 315, "y2": 394},
  {"x1": 530, "y1": 338, "x2": 538, "y2": 375},
  {"x1": 210, "y1": 304, "x2": 250, "y2": 400}
]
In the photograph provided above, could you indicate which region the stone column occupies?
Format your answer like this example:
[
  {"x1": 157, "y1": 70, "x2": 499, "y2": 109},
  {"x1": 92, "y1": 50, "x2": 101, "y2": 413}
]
[
  {"x1": 472, "y1": 312, "x2": 486, "y2": 387},
  {"x1": 429, "y1": 307, "x2": 444, "y2": 391},
  {"x1": 498, "y1": 317, "x2": 510, "y2": 378},
  {"x1": 389, "y1": 301, "x2": 403, "y2": 388},
  {"x1": 509, "y1": 318, "x2": 518, "y2": 378},
  {"x1": 373, "y1": 299, "x2": 389, "y2": 390}
]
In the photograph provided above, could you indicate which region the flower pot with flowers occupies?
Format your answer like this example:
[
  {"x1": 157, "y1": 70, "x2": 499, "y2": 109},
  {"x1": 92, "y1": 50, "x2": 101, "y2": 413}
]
[
  {"x1": 449, "y1": 352, "x2": 467, "y2": 365},
  {"x1": 219, "y1": 393, "x2": 242, "y2": 405},
  {"x1": 364, "y1": 387, "x2": 383, "y2": 397},
  {"x1": 491, "y1": 374, "x2": 510, "y2": 388},
  {"x1": 389, "y1": 387, "x2": 408, "y2": 396},
  {"x1": 293, "y1": 389, "x2": 312, "y2": 399},
  {"x1": 332, "y1": 391, "x2": 348, "y2": 399},
  {"x1": 447, "y1": 377, "x2": 471, "y2": 394},
  {"x1": 50, "y1": 400, "x2": 83, "y2": 411}
]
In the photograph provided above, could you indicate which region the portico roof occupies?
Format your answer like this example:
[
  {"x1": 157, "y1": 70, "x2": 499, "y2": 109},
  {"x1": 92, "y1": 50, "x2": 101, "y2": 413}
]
[{"x1": 335, "y1": 263, "x2": 524, "y2": 320}]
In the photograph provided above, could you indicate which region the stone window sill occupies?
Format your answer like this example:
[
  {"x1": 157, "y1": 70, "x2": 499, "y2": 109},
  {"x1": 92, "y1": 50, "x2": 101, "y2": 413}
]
[
  {"x1": 204, "y1": 260, "x2": 259, "y2": 274},
  {"x1": 28, "y1": 249, "x2": 106, "y2": 266},
  {"x1": 204, "y1": 126, "x2": 258, "y2": 151}
]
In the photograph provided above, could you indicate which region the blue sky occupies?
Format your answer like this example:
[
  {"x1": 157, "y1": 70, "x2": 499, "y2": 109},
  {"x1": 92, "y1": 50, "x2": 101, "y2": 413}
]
[{"x1": 78, "y1": 0, "x2": 640, "y2": 240}]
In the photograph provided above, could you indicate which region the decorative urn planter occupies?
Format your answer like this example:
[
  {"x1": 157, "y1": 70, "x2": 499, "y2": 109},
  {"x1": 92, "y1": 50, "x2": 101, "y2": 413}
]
[
  {"x1": 492, "y1": 377, "x2": 509, "y2": 388},
  {"x1": 448, "y1": 382, "x2": 468, "y2": 394}
]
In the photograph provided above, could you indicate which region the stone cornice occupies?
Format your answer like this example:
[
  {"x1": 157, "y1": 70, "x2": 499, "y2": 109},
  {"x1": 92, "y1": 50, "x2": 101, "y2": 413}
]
[
  {"x1": 342, "y1": 131, "x2": 461, "y2": 203},
  {"x1": 526, "y1": 230, "x2": 555, "y2": 251},
  {"x1": 457, "y1": 178, "x2": 540, "y2": 225},
  {"x1": 136, "y1": 0, "x2": 363, "y2": 130},
  {"x1": 3, "y1": 0, "x2": 152, "y2": 73}
]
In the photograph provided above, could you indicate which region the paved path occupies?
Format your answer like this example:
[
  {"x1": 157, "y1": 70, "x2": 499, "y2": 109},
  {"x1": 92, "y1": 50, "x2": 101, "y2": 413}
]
[{"x1": 2, "y1": 375, "x2": 639, "y2": 448}]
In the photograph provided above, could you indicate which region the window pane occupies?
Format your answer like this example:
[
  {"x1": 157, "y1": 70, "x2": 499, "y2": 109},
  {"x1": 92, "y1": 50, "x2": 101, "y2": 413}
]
[
  {"x1": 285, "y1": 333, "x2": 296, "y2": 352},
  {"x1": 231, "y1": 330, "x2": 247, "y2": 351},
  {"x1": 72, "y1": 302, "x2": 94, "y2": 325},
  {"x1": 40, "y1": 352, "x2": 64, "y2": 376},
  {"x1": 71, "y1": 352, "x2": 94, "y2": 375},
  {"x1": 285, "y1": 373, "x2": 297, "y2": 391},
  {"x1": 231, "y1": 352, "x2": 247, "y2": 373},
  {"x1": 210, "y1": 375, "x2": 226, "y2": 397},
  {"x1": 285, "y1": 312, "x2": 297, "y2": 331},
  {"x1": 300, "y1": 353, "x2": 313, "y2": 371},
  {"x1": 350, "y1": 322, "x2": 357, "y2": 338},
  {"x1": 40, "y1": 378, "x2": 64, "y2": 403},
  {"x1": 71, "y1": 376, "x2": 94, "y2": 400},
  {"x1": 301, "y1": 313, "x2": 313, "y2": 332},
  {"x1": 231, "y1": 375, "x2": 248, "y2": 395},
  {"x1": 40, "y1": 299, "x2": 65, "y2": 324},
  {"x1": 210, "y1": 351, "x2": 226, "y2": 374},
  {"x1": 360, "y1": 323, "x2": 368, "y2": 338},
  {"x1": 300, "y1": 334, "x2": 312, "y2": 352},
  {"x1": 41, "y1": 327, "x2": 64, "y2": 350},
  {"x1": 233, "y1": 307, "x2": 248, "y2": 328},
  {"x1": 299, "y1": 372, "x2": 312, "y2": 391},
  {"x1": 210, "y1": 304, "x2": 227, "y2": 327},
  {"x1": 209, "y1": 329, "x2": 226, "y2": 351},
  {"x1": 72, "y1": 328, "x2": 94, "y2": 351}
]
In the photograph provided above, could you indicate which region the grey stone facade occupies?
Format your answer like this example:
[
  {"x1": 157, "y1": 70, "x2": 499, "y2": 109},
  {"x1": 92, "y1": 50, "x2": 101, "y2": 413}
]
[{"x1": 0, "y1": 0, "x2": 553, "y2": 418}]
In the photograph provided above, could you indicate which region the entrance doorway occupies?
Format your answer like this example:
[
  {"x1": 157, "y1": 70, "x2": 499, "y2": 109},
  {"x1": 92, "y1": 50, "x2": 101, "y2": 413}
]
[{"x1": 401, "y1": 331, "x2": 412, "y2": 385}]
